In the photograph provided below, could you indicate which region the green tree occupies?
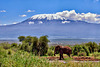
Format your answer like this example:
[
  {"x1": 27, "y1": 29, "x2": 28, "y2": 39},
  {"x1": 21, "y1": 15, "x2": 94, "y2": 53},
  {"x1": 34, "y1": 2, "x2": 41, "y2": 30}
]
[
  {"x1": 11, "y1": 43, "x2": 17, "y2": 47},
  {"x1": 24, "y1": 36, "x2": 33, "y2": 45},
  {"x1": 85, "y1": 42, "x2": 98, "y2": 53},
  {"x1": 85, "y1": 42, "x2": 92, "y2": 53},
  {"x1": 18, "y1": 36, "x2": 25, "y2": 42},
  {"x1": 38, "y1": 36, "x2": 50, "y2": 56},
  {"x1": 31, "y1": 37, "x2": 38, "y2": 55},
  {"x1": 98, "y1": 45, "x2": 100, "y2": 52}
]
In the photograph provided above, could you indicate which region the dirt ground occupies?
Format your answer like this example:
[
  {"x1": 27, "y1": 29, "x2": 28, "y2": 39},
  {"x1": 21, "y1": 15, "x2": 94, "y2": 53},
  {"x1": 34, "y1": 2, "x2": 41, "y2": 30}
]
[
  {"x1": 73, "y1": 56, "x2": 100, "y2": 61},
  {"x1": 40, "y1": 56, "x2": 100, "y2": 61}
]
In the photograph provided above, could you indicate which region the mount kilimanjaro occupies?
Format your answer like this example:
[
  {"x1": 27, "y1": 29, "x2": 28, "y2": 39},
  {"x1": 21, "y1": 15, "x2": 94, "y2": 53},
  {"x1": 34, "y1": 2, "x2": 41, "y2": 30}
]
[{"x1": 0, "y1": 13, "x2": 100, "y2": 39}]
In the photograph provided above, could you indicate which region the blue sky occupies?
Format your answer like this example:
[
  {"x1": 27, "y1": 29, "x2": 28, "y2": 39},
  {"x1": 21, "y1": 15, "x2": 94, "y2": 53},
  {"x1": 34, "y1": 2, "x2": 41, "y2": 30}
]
[{"x1": 0, "y1": 0, "x2": 100, "y2": 24}]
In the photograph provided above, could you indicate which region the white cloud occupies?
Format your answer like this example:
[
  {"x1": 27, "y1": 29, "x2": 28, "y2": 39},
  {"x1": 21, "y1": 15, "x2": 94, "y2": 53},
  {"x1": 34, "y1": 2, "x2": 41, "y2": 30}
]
[
  {"x1": 38, "y1": 21, "x2": 43, "y2": 24},
  {"x1": 0, "y1": 10, "x2": 6, "y2": 12},
  {"x1": 28, "y1": 21, "x2": 34, "y2": 24},
  {"x1": 19, "y1": 14, "x2": 27, "y2": 17},
  {"x1": 56, "y1": 10, "x2": 100, "y2": 23},
  {"x1": 27, "y1": 10, "x2": 35, "y2": 12},
  {"x1": 62, "y1": 21, "x2": 70, "y2": 24}
]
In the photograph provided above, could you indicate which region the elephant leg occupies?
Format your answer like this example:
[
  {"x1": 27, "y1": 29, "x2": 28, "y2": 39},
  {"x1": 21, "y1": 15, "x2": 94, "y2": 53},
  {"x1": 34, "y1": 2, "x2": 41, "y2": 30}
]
[
  {"x1": 59, "y1": 54, "x2": 62, "y2": 60},
  {"x1": 59, "y1": 53, "x2": 63, "y2": 60},
  {"x1": 62, "y1": 54, "x2": 64, "y2": 60},
  {"x1": 59, "y1": 54, "x2": 63, "y2": 60},
  {"x1": 67, "y1": 53, "x2": 70, "y2": 57}
]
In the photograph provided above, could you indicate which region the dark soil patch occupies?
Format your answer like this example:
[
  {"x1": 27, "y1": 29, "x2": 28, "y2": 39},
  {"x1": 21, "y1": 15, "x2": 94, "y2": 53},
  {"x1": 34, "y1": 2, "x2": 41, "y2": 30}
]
[
  {"x1": 40, "y1": 56, "x2": 100, "y2": 61},
  {"x1": 40, "y1": 56, "x2": 68, "y2": 60},
  {"x1": 73, "y1": 56, "x2": 100, "y2": 61}
]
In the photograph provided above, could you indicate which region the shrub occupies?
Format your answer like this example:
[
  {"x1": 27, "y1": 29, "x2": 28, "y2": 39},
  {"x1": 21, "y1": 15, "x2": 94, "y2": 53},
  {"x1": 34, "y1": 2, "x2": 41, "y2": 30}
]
[
  {"x1": 72, "y1": 44, "x2": 90, "y2": 56},
  {"x1": 18, "y1": 44, "x2": 21, "y2": 49},
  {"x1": 72, "y1": 44, "x2": 82, "y2": 55},
  {"x1": 92, "y1": 52, "x2": 100, "y2": 59},
  {"x1": 82, "y1": 45, "x2": 90, "y2": 56},
  {"x1": 78, "y1": 52, "x2": 86, "y2": 56},
  {"x1": 0, "y1": 42, "x2": 11, "y2": 49},
  {"x1": 7, "y1": 49, "x2": 12, "y2": 55},
  {"x1": 0, "y1": 47, "x2": 7, "y2": 59},
  {"x1": 47, "y1": 49, "x2": 54, "y2": 56},
  {"x1": 85, "y1": 42, "x2": 98, "y2": 53},
  {"x1": 11, "y1": 43, "x2": 17, "y2": 47},
  {"x1": 49, "y1": 46, "x2": 55, "y2": 51}
]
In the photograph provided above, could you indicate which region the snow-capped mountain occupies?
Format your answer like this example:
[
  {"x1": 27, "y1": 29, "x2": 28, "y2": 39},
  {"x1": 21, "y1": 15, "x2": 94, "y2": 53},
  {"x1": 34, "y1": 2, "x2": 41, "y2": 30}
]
[
  {"x1": 30, "y1": 14, "x2": 65, "y2": 20},
  {"x1": 1, "y1": 10, "x2": 100, "y2": 39}
]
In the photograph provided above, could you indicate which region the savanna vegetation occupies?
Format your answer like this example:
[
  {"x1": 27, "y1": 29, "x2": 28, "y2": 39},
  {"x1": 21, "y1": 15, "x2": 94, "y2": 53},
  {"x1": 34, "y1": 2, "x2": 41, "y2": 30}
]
[{"x1": 0, "y1": 35, "x2": 100, "y2": 67}]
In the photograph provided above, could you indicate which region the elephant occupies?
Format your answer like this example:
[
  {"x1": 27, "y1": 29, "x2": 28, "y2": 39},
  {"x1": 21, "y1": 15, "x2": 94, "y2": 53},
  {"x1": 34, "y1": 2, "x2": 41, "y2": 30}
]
[{"x1": 54, "y1": 45, "x2": 72, "y2": 60}]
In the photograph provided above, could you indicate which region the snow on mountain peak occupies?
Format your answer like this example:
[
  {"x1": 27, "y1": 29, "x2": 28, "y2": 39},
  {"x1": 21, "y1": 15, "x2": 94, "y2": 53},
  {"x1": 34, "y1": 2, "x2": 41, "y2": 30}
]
[{"x1": 31, "y1": 14, "x2": 65, "y2": 20}]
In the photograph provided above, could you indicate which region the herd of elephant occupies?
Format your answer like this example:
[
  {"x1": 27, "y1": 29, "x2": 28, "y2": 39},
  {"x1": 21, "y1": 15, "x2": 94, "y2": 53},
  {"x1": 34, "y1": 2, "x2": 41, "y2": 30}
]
[{"x1": 54, "y1": 45, "x2": 72, "y2": 60}]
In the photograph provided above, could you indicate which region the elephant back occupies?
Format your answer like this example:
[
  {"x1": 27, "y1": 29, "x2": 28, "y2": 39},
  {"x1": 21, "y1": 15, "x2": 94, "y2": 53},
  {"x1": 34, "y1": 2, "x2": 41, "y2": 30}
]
[{"x1": 64, "y1": 46, "x2": 71, "y2": 50}]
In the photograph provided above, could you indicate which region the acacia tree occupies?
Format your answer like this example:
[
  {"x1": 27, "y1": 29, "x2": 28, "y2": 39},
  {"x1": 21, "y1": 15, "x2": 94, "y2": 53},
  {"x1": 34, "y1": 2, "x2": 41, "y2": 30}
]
[
  {"x1": 18, "y1": 35, "x2": 50, "y2": 56},
  {"x1": 38, "y1": 35, "x2": 50, "y2": 56},
  {"x1": 31, "y1": 37, "x2": 38, "y2": 55},
  {"x1": 18, "y1": 36, "x2": 25, "y2": 42},
  {"x1": 24, "y1": 36, "x2": 33, "y2": 45}
]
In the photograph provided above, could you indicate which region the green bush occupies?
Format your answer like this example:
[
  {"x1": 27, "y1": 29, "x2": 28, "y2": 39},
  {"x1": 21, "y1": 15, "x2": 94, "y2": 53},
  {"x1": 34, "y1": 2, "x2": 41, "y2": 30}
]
[
  {"x1": 72, "y1": 44, "x2": 90, "y2": 56},
  {"x1": 92, "y1": 52, "x2": 100, "y2": 59},
  {"x1": 49, "y1": 46, "x2": 55, "y2": 51},
  {"x1": 20, "y1": 42, "x2": 31, "y2": 52},
  {"x1": 47, "y1": 49, "x2": 54, "y2": 56},
  {"x1": 0, "y1": 42, "x2": 11, "y2": 49},
  {"x1": 18, "y1": 44, "x2": 21, "y2": 49},
  {"x1": 98, "y1": 45, "x2": 100, "y2": 52},
  {"x1": 11, "y1": 43, "x2": 17, "y2": 47},
  {"x1": 85, "y1": 42, "x2": 98, "y2": 53},
  {"x1": 0, "y1": 47, "x2": 7, "y2": 58},
  {"x1": 7, "y1": 49, "x2": 12, "y2": 55},
  {"x1": 82, "y1": 45, "x2": 90, "y2": 56},
  {"x1": 78, "y1": 52, "x2": 86, "y2": 56},
  {"x1": 72, "y1": 44, "x2": 82, "y2": 55}
]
